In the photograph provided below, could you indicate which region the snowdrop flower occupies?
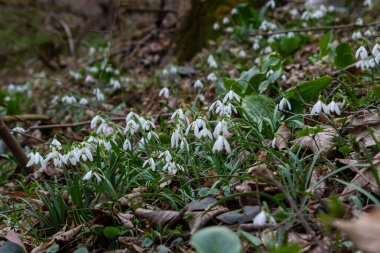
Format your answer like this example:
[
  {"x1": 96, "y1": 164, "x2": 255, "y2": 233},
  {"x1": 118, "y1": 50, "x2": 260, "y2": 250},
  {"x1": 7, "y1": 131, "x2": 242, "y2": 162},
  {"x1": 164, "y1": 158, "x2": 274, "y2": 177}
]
[
  {"x1": 238, "y1": 50, "x2": 247, "y2": 58},
  {"x1": 311, "y1": 100, "x2": 329, "y2": 115},
  {"x1": 207, "y1": 72, "x2": 217, "y2": 82},
  {"x1": 51, "y1": 139, "x2": 62, "y2": 150},
  {"x1": 355, "y1": 46, "x2": 370, "y2": 71},
  {"x1": 259, "y1": 20, "x2": 277, "y2": 31},
  {"x1": 186, "y1": 118, "x2": 206, "y2": 136},
  {"x1": 45, "y1": 150, "x2": 64, "y2": 167},
  {"x1": 79, "y1": 98, "x2": 88, "y2": 105},
  {"x1": 27, "y1": 152, "x2": 46, "y2": 168},
  {"x1": 197, "y1": 128, "x2": 213, "y2": 140},
  {"x1": 90, "y1": 115, "x2": 105, "y2": 129},
  {"x1": 352, "y1": 31, "x2": 363, "y2": 39},
  {"x1": 372, "y1": 44, "x2": 380, "y2": 63},
  {"x1": 163, "y1": 161, "x2": 182, "y2": 175},
  {"x1": 231, "y1": 8, "x2": 237, "y2": 15},
  {"x1": 266, "y1": 0, "x2": 275, "y2": 9},
  {"x1": 364, "y1": 0, "x2": 372, "y2": 8},
  {"x1": 222, "y1": 17, "x2": 230, "y2": 25},
  {"x1": 253, "y1": 210, "x2": 276, "y2": 226},
  {"x1": 287, "y1": 32, "x2": 295, "y2": 38},
  {"x1": 69, "y1": 70, "x2": 82, "y2": 80},
  {"x1": 223, "y1": 90, "x2": 241, "y2": 103},
  {"x1": 194, "y1": 79, "x2": 204, "y2": 89},
  {"x1": 223, "y1": 103, "x2": 238, "y2": 117},
  {"x1": 327, "y1": 101, "x2": 341, "y2": 115},
  {"x1": 281, "y1": 74, "x2": 287, "y2": 81},
  {"x1": 290, "y1": 8, "x2": 299, "y2": 17},
  {"x1": 212, "y1": 135, "x2": 231, "y2": 154},
  {"x1": 110, "y1": 79, "x2": 121, "y2": 90},
  {"x1": 264, "y1": 46, "x2": 273, "y2": 54},
  {"x1": 125, "y1": 119, "x2": 139, "y2": 135},
  {"x1": 83, "y1": 171, "x2": 102, "y2": 182},
  {"x1": 266, "y1": 69, "x2": 274, "y2": 78},
  {"x1": 147, "y1": 131, "x2": 159, "y2": 141},
  {"x1": 207, "y1": 55, "x2": 218, "y2": 68},
  {"x1": 143, "y1": 158, "x2": 156, "y2": 171},
  {"x1": 213, "y1": 22, "x2": 220, "y2": 30},
  {"x1": 85, "y1": 75, "x2": 95, "y2": 83},
  {"x1": 159, "y1": 150, "x2": 172, "y2": 163},
  {"x1": 277, "y1": 97, "x2": 291, "y2": 110},
  {"x1": 171, "y1": 108, "x2": 190, "y2": 125},
  {"x1": 213, "y1": 120, "x2": 229, "y2": 138},
  {"x1": 62, "y1": 96, "x2": 77, "y2": 104},
  {"x1": 252, "y1": 41, "x2": 260, "y2": 51},
  {"x1": 12, "y1": 127, "x2": 25, "y2": 134},
  {"x1": 209, "y1": 100, "x2": 225, "y2": 115},
  {"x1": 356, "y1": 18, "x2": 363, "y2": 26},
  {"x1": 225, "y1": 27, "x2": 234, "y2": 33},
  {"x1": 122, "y1": 139, "x2": 132, "y2": 151},
  {"x1": 162, "y1": 69, "x2": 169, "y2": 76},
  {"x1": 171, "y1": 129, "x2": 181, "y2": 148},
  {"x1": 159, "y1": 87, "x2": 170, "y2": 99},
  {"x1": 93, "y1": 88, "x2": 104, "y2": 101},
  {"x1": 169, "y1": 66, "x2": 178, "y2": 74},
  {"x1": 87, "y1": 66, "x2": 99, "y2": 73}
]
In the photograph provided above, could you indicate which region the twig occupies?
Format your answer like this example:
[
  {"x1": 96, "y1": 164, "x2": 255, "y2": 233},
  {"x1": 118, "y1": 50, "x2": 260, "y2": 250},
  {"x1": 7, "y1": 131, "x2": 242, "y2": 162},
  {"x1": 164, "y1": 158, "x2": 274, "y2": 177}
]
[
  {"x1": 0, "y1": 119, "x2": 33, "y2": 174},
  {"x1": 0, "y1": 114, "x2": 50, "y2": 122},
  {"x1": 264, "y1": 168, "x2": 328, "y2": 252},
  {"x1": 52, "y1": 13, "x2": 75, "y2": 56},
  {"x1": 249, "y1": 20, "x2": 380, "y2": 37}
]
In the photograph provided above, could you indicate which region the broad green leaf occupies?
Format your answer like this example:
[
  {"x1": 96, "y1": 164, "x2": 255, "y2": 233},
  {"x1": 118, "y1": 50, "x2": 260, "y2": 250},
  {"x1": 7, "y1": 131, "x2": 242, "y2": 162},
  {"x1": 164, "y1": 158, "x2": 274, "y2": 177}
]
[
  {"x1": 46, "y1": 245, "x2": 60, "y2": 253},
  {"x1": 241, "y1": 95, "x2": 275, "y2": 123},
  {"x1": 270, "y1": 244, "x2": 301, "y2": 253},
  {"x1": 259, "y1": 68, "x2": 282, "y2": 93},
  {"x1": 286, "y1": 76, "x2": 333, "y2": 102},
  {"x1": 238, "y1": 230, "x2": 261, "y2": 246},
  {"x1": 320, "y1": 30, "x2": 333, "y2": 58},
  {"x1": 234, "y1": 4, "x2": 260, "y2": 28},
  {"x1": 73, "y1": 248, "x2": 88, "y2": 253},
  {"x1": 334, "y1": 42, "x2": 355, "y2": 68},
  {"x1": 223, "y1": 78, "x2": 244, "y2": 96},
  {"x1": 190, "y1": 226, "x2": 242, "y2": 253},
  {"x1": 373, "y1": 85, "x2": 380, "y2": 99},
  {"x1": 103, "y1": 226, "x2": 122, "y2": 239}
]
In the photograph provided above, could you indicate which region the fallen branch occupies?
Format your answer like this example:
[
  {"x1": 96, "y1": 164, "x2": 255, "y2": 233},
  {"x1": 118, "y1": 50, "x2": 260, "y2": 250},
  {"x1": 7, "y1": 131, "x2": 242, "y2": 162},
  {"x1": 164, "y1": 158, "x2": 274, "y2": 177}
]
[{"x1": 1, "y1": 114, "x2": 50, "y2": 123}]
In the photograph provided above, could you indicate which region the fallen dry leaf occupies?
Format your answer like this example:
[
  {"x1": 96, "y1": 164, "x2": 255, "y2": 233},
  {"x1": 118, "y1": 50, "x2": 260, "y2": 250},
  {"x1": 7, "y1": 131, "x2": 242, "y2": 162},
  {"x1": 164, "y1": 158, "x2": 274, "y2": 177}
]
[
  {"x1": 293, "y1": 125, "x2": 336, "y2": 155},
  {"x1": 116, "y1": 213, "x2": 134, "y2": 229},
  {"x1": 216, "y1": 206, "x2": 260, "y2": 224},
  {"x1": 135, "y1": 208, "x2": 180, "y2": 226},
  {"x1": 187, "y1": 206, "x2": 228, "y2": 234},
  {"x1": 274, "y1": 123, "x2": 292, "y2": 150},
  {"x1": 333, "y1": 207, "x2": 380, "y2": 253},
  {"x1": 348, "y1": 110, "x2": 380, "y2": 148},
  {"x1": 54, "y1": 225, "x2": 83, "y2": 244},
  {"x1": 5, "y1": 230, "x2": 27, "y2": 253}
]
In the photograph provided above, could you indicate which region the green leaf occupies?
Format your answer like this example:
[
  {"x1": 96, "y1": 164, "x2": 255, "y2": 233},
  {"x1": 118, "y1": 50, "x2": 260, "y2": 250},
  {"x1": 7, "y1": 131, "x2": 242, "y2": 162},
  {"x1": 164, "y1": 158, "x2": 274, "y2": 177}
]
[
  {"x1": 270, "y1": 244, "x2": 301, "y2": 253},
  {"x1": 223, "y1": 78, "x2": 244, "y2": 96},
  {"x1": 241, "y1": 95, "x2": 275, "y2": 125},
  {"x1": 259, "y1": 68, "x2": 282, "y2": 93},
  {"x1": 238, "y1": 230, "x2": 261, "y2": 246},
  {"x1": 142, "y1": 237, "x2": 154, "y2": 248},
  {"x1": 103, "y1": 226, "x2": 122, "y2": 239},
  {"x1": 0, "y1": 242, "x2": 25, "y2": 253},
  {"x1": 46, "y1": 244, "x2": 60, "y2": 253},
  {"x1": 73, "y1": 247, "x2": 88, "y2": 253},
  {"x1": 373, "y1": 85, "x2": 380, "y2": 99},
  {"x1": 234, "y1": 4, "x2": 260, "y2": 28},
  {"x1": 286, "y1": 76, "x2": 333, "y2": 102},
  {"x1": 334, "y1": 42, "x2": 355, "y2": 68},
  {"x1": 190, "y1": 226, "x2": 242, "y2": 253},
  {"x1": 320, "y1": 30, "x2": 333, "y2": 58}
]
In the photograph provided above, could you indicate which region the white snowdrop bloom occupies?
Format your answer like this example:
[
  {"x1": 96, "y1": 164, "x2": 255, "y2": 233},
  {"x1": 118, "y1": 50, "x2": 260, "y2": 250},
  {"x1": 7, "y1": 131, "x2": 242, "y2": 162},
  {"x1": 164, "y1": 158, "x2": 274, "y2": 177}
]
[
  {"x1": 266, "y1": 69, "x2": 274, "y2": 78},
  {"x1": 197, "y1": 128, "x2": 213, "y2": 140},
  {"x1": 212, "y1": 135, "x2": 231, "y2": 154},
  {"x1": 372, "y1": 44, "x2": 380, "y2": 63},
  {"x1": 364, "y1": 29, "x2": 373, "y2": 37},
  {"x1": 209, "y1": 100, "x2": 225, "y2": 115},
  {"x1": 180, "y1": 138, "x2": 190, "y2": 151},
  {"x1": 225, "y1": 27, "x2": 234, "y2": 33},
  {"x1": 79, "y1": 98, "x2": 88, "y2": 105},
  {"x1": 266, "y1": 0, "x2": 275, "y2": 9},
  {"x1": 355, "y1": 46, "x2": 368, "y2": 60},
  {"x1": 356, "y1": 59, "x2": 370, "y2": 71},
  {"x1": 356, "y1": 18, "x2": 363, "y2": 26},
  {"x1": 207, "y1": 72, "x2": 217, "y2": 82},
  {"x1": 194, "y1": 80, "x2": 204, "y2": 89},
  {"x1": 327, "y1": 101, "x2": 341, "y2": 115},
  {"x1": 85, "y1": 75, "x2": 96, "y2": 83},
  {"x1": 143, "y1": 158, "x2": 156, "y2": 171},
  {"x1": 83, "y1": 171, "x2": 102, "y2": 182},
  {"x1": 61, "y1": 96, "x2": 77, "y2": 104},
  {"x1": 87, "y1": 66, "x2": 99, "y2": 74},
  {"x1": 252, "y1": 41, "x2": 260, "y2": 51},
  {"x1": 171, "y1": 108, "x2": 190, "y2": 125},
  {"x1": 104, "y1": 126, "x2": 113, "y2": 137},
  {"x1": 352, "y1": 31, "x2": 363, "y2": 40},
  {"x1": 126, "y1": 112, "x2": 140, "y2": 123},
  {"x1": 290, "y1": 8, "x2": 299, "y2": 17},
  {"x1": 253, "y1": 210, "x2": 267, "y2": 226},
  {"x1": 213, "y1": 22, "x2": 220, "y2": 30},
  {"x1": 264, "y1": 46, "x2": 273, "y2": 54},
  {"x1": 90, "y1": 115, "x2": 104, "y2": 129},
  {"x1": 278, "y1": 98, "x2": 291, "y2": 110},
  {"x1": 69, "y1": 70, "x2": 82, "y2": 80},
  {"x1": 110, "y1": 79, "x2": 121, "y2": 90},
  {"x1": 147, "y1": 131, "x2": 159, "y2": 141},
  {"x1": 186, "y1": 118, "x2": 207, "y2": 136},
  {"x1": 93, "y1": 88, "x2": 105, "y2": 101},
  {"x1": 364, "y1": 0, "x2": 372, "y2": 8},
  {"x1": 223, "y1": 103, "x2": 238, "y2": 116},
  {"x1": 88, "y1": 47, "x2": 96, "y2": 56},
  {"x1": 51, "y1": 139, "x2": 62, "y2": 150},
  {"x1": 207, "y1": 55, "x2": 218, "y2": 68},
  {"x1": 171, "y1": 129, "x2": 181, "y2": 148},
  {"x1": 159, "y1": 87, "x2": 170, "y2": 99},
  {"x1": 259, "y1": 20, "x2": 278, "y2": 31},
  {"x1": 311, "y1": 100, "x2": 329, "y2": 115},
  {"x1": 27, "y1": 152, "x2": 46, "y2": 168},
  {"x1": 99, "y1": 140, "x2": 111, "y2": 152},
  {"x1": 281, "y1": 74, "x2": 287, "y2": 81},
  {"x1": 222, "y1": 17, "x2": 230, "y2": 25},
  {"x1": 123, "y1": 139, "x2": 132, "y2": 151},
  {"x1": 238, "y1": 50, "x2": 247, "y2": 58},
  {"x1": 82, "y1": 147, "x2": 93, "y2": 161},
  {"x1": 169, "y1": 66, "x2": 178, "y2": 74},
  {"x1": 159, "y1": 150, "x2": 172, "y2": 163},
  {"x1": 231, "y1": 8, "x2": 237, "y2": 15},
  {"x1": 162, "y1": 69, "x2": 169, "y2": 76},
  {"x1": 45, "y1": 150, "x2": 63, "y2": 167},
  {"x1": 141, "y1": 120, "x2": 155, "y2": 131},
  {"x1": 12, "y1": 127, "x2": 25, "y2": 134},
  {"x1": 124, "y1": 119, "x2": 139, "y2": 135},
  {"x1": 213, "y1": 120, "x2": 229, "y2": 138},
  {"x1": 327, "y1": 5, "x2": 335, "y2": 12},
  {"x1": 368, "y1": 58, "x2": 376, "y2": 68},
  {"x1": 223, "y1": 90, "x2": 241, "y2": 103},
  {"x1": 287, "y1": 32, "x2": 295, "y2": 38}
]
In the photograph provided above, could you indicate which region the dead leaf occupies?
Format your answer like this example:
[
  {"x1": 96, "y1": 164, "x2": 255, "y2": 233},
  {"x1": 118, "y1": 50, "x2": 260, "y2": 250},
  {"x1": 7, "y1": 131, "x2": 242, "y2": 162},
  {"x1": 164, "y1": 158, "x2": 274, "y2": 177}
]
[
  {"x1": 54, "y1": 225, "x2": 83, "y2": 244},
  {"x1": 135, "y1": 208, "x2": 180, "y2": 226},
  {"x1": 116, "y1": 213, "x2": 134, "y2": 229},
  {"x1": 306, "y1": 170, "x2": 326, "y2": 197},
  {"x1": 333, "y1": 207, "x2": 380, "y2": 253},
  {"x1": 187, "y1": 206, "x2": 228, "y2": 234},
  {"x1": 274, "y1": 123, "x2": 292, "y2": 150},
  {"x1": 348, "y1": 110, "x2": 380, "y2": 147},
  {"x1": 5, "y1": 230, "x2": 27, "y2": 253},
  {"x1": 293, "y1": 125, "x2": 336, "y2": 155},
  {"x1": 216, "y1": 206, "x2": 260, "y2": 224},
  {"x1": 31, "y1": 240, "x2": 55, "y2": 253},
  {"x1": 186, "y1": 197, "x2": 217, "y2": 212}
]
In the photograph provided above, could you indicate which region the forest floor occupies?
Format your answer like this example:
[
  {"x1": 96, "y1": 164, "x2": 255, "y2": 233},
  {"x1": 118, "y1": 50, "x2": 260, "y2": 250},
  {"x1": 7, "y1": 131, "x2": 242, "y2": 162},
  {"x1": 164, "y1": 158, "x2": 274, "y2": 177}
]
[{"x1": 0, "y1": 1, "x2": 380, "y2": 253}]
